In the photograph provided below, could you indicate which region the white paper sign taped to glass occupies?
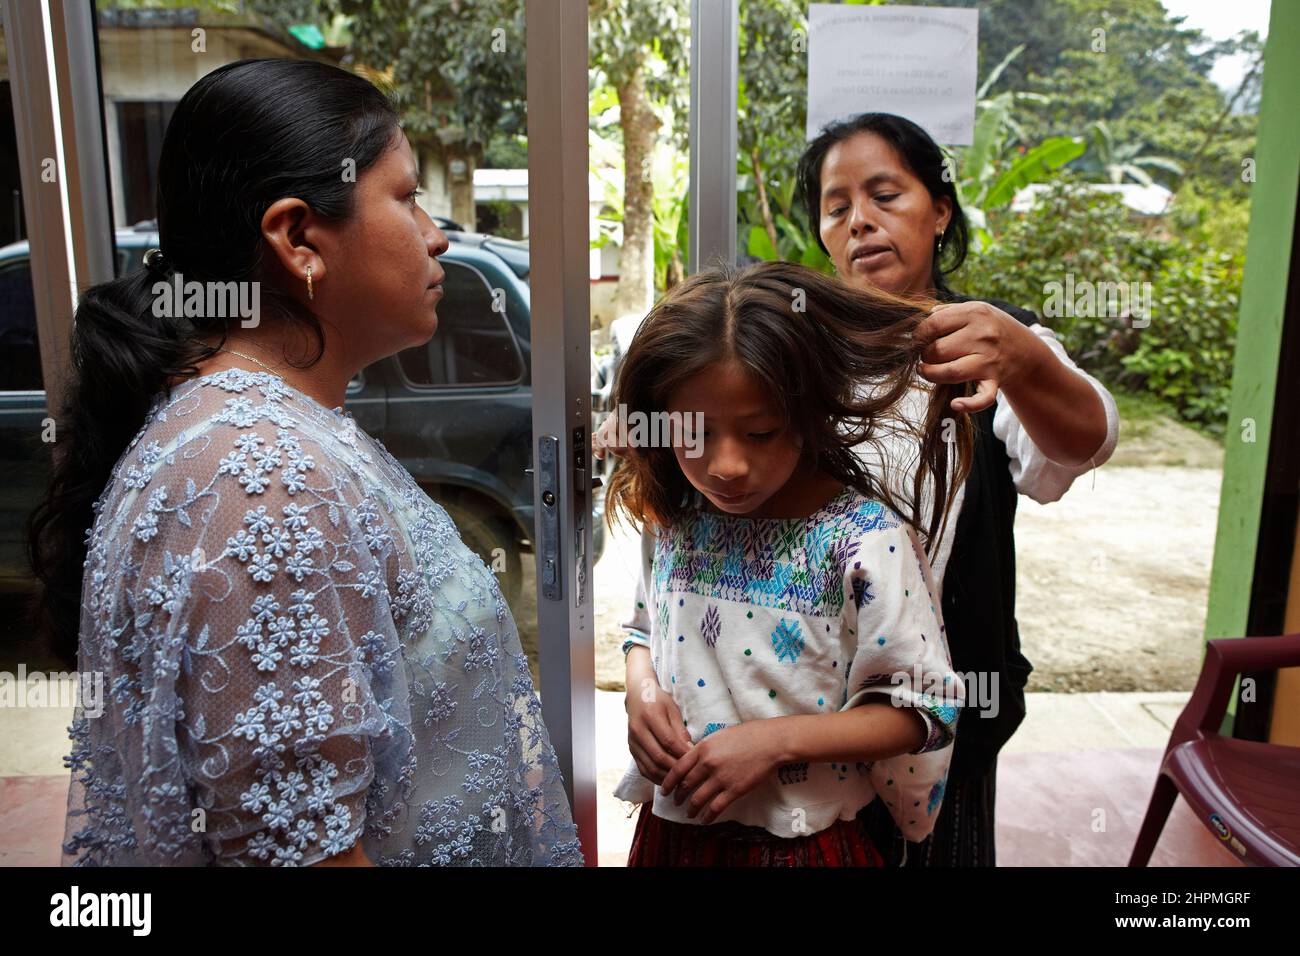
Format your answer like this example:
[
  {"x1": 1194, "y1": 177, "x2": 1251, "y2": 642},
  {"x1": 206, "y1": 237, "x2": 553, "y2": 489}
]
[{"x1": 806, "y1": 3, "x2": 978, "y2": 146}]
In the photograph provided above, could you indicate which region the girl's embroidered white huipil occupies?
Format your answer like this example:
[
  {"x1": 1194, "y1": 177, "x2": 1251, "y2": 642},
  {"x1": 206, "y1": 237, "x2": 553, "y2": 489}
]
[
  {"x1": 64, "y1": 369, "x2": 582, "y2": 866},
  {"x1": 613, "y1": 488, "x2": 963, "y2": 842}
]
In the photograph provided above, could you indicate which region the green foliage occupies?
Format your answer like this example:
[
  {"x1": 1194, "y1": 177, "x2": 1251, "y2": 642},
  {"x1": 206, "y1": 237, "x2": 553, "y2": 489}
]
[
  {"x1": 327, "y1": 0, "x2": 527, "y2": 151},
  {"x1": 1169, "y1": 181, "x2": 1253, "y2": 261},
  {"x1": 590, "y1": 95, "x2": 690, "y2": 295},
  {"x1": 230, "y1": 0, "x2": 1256, "y2": 434},
  {"x1": 991, "y1": 0, "x2": 1259, "y2": 196},
  {"x1": 105, "y1": 0, "x2": 530, "y2": 160},
  {"x1": 732, "y1": 0, "x2": 836, "y2": 272},
  {"x1": 1075, "y1": 120, "x2": 1184, "y2": 186},
  {"x1": 1117, "y1": 248, "x2": 1240, "y2": 430},
  {"x1": 735, "y1": 0, "x2": 826, "y2": 269},
  {"x1": 652, "y1": 176, "x2": 690, "y2": 291},
  {"x1": 982, "y1": 136, "x2": 1087, "y2": 208},
  {"x1": 483, "y1": 135, "x2": 529, "y2": 169},
  {"x1": 957, "y1": 176, "x2": 1241, "y2": 434},
  {"x1": 477, "y1": 198, "x2": 524, "y2": 240},
  {"x1": 589, "y1": 0, "x2": 690, "y2": 313},
  {"x1": 886, "y1": 0, "x2": 1260, "y2": 197},
  {"x1": 588, "y1": 0, "x2": 688, "y2": 110}
]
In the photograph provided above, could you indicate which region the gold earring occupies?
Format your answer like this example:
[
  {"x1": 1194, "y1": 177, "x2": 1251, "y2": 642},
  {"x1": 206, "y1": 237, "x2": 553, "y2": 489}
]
[{"x1": 306, "y1": 265, "x2": 314, "y2": 300}]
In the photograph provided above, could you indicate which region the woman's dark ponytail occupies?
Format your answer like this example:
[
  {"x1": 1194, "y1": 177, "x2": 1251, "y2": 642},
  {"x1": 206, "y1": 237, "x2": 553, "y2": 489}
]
[
  {"x1": 25, "y1": 264, "x2": 212, "y2": 665},
  {"x1": 25, "y1": 58, "x2": 400, "y2": 666}
]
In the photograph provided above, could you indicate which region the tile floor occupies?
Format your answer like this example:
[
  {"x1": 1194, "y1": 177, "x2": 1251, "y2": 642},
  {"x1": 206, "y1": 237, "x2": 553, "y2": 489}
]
[{"x1": 0, "y1": 683, "x2": 1244, "y2": 867}]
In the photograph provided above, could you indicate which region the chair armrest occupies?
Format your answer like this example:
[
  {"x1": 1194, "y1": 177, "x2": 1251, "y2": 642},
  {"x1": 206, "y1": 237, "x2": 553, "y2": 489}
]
[
  {"x1": 1209, "y1": 633, "x2": 1300, "y2": 672},
  {"x1": 1170, "y1": 634, "x2": 1300, "y2": 747}
]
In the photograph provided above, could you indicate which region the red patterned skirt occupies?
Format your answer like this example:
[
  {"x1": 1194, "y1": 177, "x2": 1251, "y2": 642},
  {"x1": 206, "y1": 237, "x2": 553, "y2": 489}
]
[{"x1": 626, "y1": 801, "x2": 885, "y2": 867}]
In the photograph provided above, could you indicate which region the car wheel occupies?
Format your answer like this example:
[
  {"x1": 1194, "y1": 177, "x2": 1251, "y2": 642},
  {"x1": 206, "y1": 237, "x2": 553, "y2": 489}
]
[{"x1": 437, "y1": 499, "x2": 523, "y2": 606}]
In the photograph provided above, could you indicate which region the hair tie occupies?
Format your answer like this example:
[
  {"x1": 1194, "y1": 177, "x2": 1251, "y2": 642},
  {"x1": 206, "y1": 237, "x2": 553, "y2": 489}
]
[{"x1": 143, "y1": 247, "x2": 173, "y2": 276}]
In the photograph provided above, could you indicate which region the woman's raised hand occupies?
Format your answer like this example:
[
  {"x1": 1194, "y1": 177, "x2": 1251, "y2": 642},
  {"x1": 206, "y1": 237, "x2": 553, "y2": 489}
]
[{"x1": 913, "y1": 300, "x2": 1049, "y2": 414}]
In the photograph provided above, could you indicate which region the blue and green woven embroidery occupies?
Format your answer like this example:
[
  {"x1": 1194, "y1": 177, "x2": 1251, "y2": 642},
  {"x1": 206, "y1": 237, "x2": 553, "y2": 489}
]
[{"x1": 651, "y1": 493, "x2": 898, "y2": 618}]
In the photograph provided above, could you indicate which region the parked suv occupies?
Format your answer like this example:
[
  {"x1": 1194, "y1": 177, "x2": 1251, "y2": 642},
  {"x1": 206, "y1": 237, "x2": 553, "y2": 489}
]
[{"x1": 0, "y1": 223, "x2": 607, "y2": 606}]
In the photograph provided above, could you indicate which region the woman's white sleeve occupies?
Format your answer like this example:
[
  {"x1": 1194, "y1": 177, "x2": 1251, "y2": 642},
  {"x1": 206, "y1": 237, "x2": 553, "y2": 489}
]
[{"x1": 992, "y1": 323, "x2": 1120, "y2": 504}]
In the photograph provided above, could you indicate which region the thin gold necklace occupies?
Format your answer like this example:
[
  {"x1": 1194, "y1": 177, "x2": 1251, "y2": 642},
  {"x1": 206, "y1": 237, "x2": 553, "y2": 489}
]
[
  {"x1": 217, "y1": 347, "x2": 284, "y2": 377},
  {"x1": 213, "y1": 347, "x2": 348, "y2": 419}
]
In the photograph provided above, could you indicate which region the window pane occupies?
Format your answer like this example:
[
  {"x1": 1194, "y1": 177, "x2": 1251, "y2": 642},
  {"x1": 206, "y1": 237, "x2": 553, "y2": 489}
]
[
  {"x1": 397, "y1": 262, "x2": 523, "y2": 386},
  {"x1": 0, "y1": 261, "x2": 41, "y2": 390},
  {"x1": 0, "y1": 20, "x2": 42, "y2": 394},
  {"x1": 0, "y1": 73, "x2": 23, "y2": 246},
  {"x1": 0, "y1": 19, "x2": 50, "y2": 626},
  {"x1": 89, "y1": 1, "x2": 545, "y2": 670}
]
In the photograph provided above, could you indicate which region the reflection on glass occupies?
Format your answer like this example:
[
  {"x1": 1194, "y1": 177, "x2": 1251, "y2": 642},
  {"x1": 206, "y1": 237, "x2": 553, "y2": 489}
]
[
  {"x1": 397, "y1": 263, "x2": 524, "y2": 387},
  {"x1": 84, "y1": 0, "x2": 551, "y2": 668},
  {"x1": 115, "y1": 100, "x2": 175, "y2": 224},
  {"x1": 0, "y1": 21, "x2": 49, "y2": 635},
  {"x1": 0, "y1": 3, "x2": 620, "y2": 681}
]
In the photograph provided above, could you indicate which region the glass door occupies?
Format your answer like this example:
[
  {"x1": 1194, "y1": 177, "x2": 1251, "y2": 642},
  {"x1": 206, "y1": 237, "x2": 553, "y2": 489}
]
[{"x1": 3, "y1": 0, "x2": 598, "y2": 865}]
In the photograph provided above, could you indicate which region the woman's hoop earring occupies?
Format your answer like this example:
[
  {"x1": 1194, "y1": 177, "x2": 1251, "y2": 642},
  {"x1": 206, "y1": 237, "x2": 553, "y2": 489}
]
[{"x1": 306, "y1": 265, "x2": 314, "y2": 301}]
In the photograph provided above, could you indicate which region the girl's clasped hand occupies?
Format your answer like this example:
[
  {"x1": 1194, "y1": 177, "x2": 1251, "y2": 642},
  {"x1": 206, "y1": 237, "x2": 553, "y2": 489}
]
[{"x1": 627, "y1": 648, "x2": 783, "y2": 826}]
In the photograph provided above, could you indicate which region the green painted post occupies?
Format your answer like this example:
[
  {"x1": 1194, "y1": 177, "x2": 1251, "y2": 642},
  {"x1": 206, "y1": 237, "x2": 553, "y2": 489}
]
[{"x1": 1204, "y1": 1, "x2": 1300, "y2": 721}]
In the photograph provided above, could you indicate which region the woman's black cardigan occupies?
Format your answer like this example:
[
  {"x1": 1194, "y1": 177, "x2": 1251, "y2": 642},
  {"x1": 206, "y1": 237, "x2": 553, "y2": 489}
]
[{"x1": 935, "y1": 291, "x2": 1039, "y2": 783}]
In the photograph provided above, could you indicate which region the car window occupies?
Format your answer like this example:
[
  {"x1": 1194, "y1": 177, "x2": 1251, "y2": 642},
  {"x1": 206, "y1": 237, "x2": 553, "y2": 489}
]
[
  {"x1": 0, "y1": 259, "x2": 43, "y2": 390},
  {"x1": 397, "y1": 261, "x2": 523, "y2": 387}
]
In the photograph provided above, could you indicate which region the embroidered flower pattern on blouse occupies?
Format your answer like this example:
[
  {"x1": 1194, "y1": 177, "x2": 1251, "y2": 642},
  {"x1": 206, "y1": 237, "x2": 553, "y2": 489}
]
[{"x1": 63, "y1": 368, "x2": 582, "y2": 867}]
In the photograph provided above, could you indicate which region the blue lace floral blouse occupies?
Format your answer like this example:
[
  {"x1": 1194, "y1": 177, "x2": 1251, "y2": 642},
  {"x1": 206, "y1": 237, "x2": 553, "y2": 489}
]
[{"x1": 62, "y1": 368, "x2": 583, "y2": 866}]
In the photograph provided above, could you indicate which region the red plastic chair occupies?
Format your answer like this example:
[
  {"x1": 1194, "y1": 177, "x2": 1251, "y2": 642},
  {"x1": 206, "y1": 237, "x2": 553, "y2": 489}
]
[{"x1": 1129, "y1": 633, "x2": 1300, "y2": 866}]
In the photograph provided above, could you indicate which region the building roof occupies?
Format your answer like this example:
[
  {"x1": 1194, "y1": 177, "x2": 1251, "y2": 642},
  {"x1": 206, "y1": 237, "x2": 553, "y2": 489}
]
[
  {"x1": 1011, "y1": 182, "x2": 1175, "y2": 217},
  {"x1": 95, "y1": 7, "x2": 342, "y2": 62}
]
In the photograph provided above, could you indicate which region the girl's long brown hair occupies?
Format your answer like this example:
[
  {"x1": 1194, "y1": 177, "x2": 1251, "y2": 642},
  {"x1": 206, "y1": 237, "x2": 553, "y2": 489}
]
[{"x1": 604, "y1": 260, "x2": 974, "y2": 557}]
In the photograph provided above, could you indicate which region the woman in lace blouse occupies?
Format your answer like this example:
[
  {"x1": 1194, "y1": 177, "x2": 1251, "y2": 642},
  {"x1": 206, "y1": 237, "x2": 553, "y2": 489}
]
[{"x1": 27, "y1": 58, "x2": 582, "y2": 867}]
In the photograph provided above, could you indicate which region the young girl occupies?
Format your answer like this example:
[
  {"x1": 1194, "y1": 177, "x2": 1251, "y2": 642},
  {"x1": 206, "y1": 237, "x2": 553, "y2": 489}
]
[{"x1": 607, "y1": 260, "x2": 971, "y2": 866}]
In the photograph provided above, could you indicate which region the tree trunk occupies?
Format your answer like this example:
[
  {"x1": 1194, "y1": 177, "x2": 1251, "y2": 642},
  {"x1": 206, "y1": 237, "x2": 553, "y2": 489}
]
[
  {"x1": 668, "y1": 248, "x2": 685, "y2": 291},
  {"x1": 612, "y1": 65, "x2": 659, "y2": 318},
  {"x1": 447, "y1": 142, "x2": 478, "y2": 230},
  {"x1": 750, "y1": 146, "x2": 780, "y2": 257},
  {"x1": 1185, "y1": 51, "x2": 1264, "y2": 183}
]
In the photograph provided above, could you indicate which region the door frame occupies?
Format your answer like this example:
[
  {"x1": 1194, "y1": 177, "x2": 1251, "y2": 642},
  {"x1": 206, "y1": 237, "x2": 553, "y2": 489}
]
[
  {"x1": 525, "y1": 0, "x2": 598, "y2": 864},
  {"x1": 1204, "y1": 0, "x2": 1300, "y2": 737},
  {"x1": 9, "y1": 0, "x2": 603, "y2": 865}
]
